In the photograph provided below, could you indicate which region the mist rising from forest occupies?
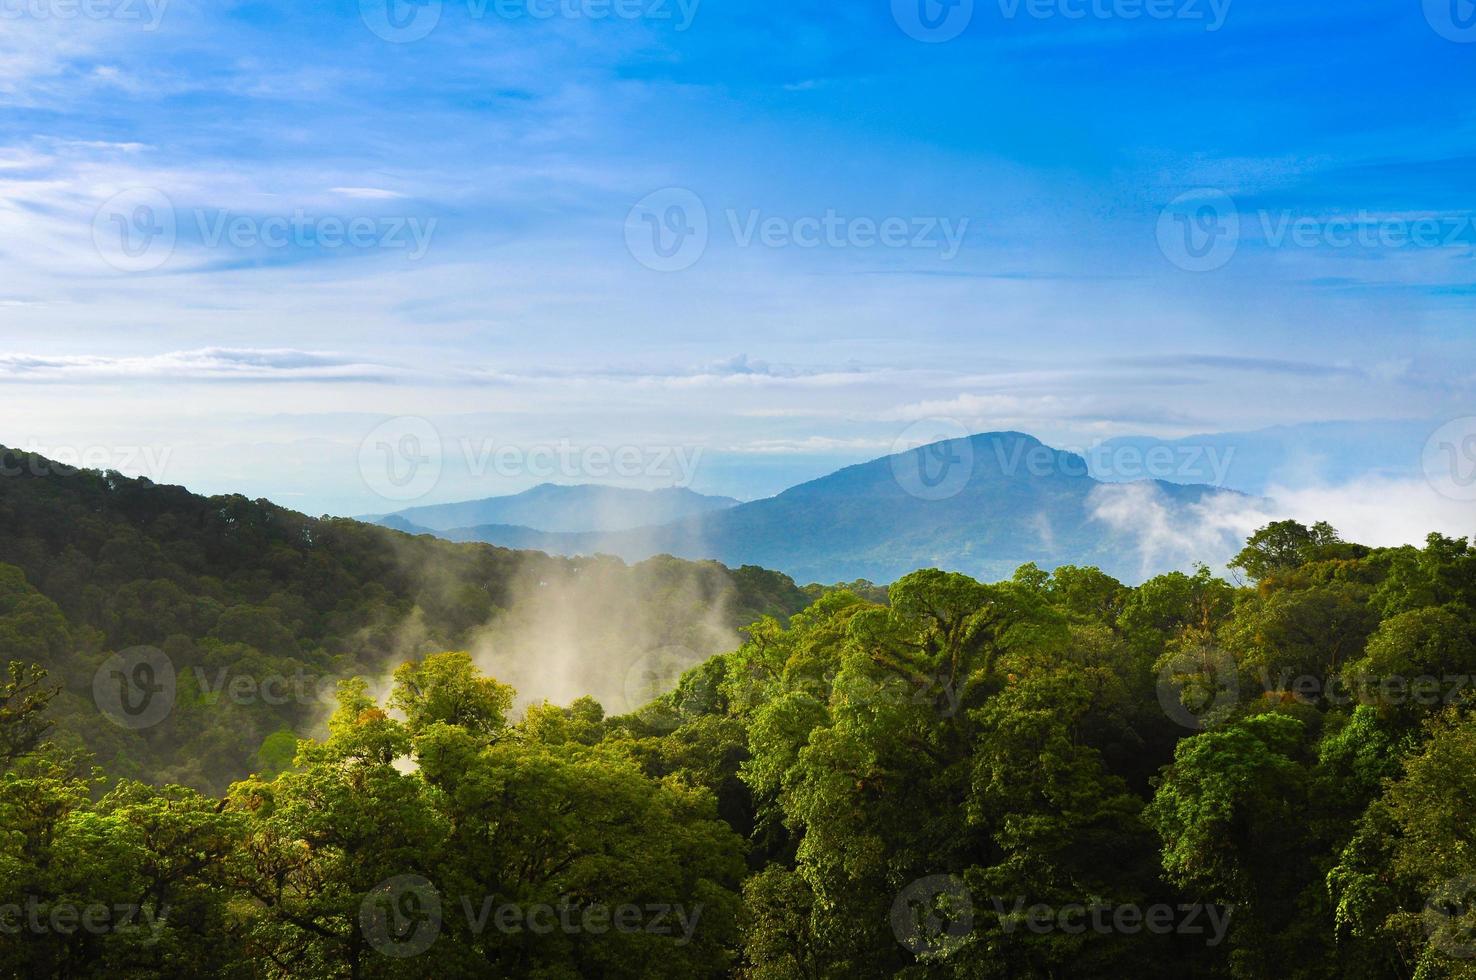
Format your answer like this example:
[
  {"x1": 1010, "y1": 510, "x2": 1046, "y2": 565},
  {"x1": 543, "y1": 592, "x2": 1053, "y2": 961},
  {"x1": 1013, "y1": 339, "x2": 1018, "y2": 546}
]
[
  {"x1": 464, "y1": 558, "x2": 738, "y2": 716},
  {"x1": 1089, "y1": 470, "x2": 1472, "y2": 580},
  {"x1": 365, "y1": 525, "x2": 739, "y2": 722}
]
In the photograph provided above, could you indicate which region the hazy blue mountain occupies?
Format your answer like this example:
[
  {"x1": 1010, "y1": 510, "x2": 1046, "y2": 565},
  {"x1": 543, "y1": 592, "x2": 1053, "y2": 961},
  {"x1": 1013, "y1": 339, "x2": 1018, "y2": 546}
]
[
  {"x1": 440, "y1": 432, "x2": 1260, "y2": 585},
  {"x1": 373, "y1": 514, "x2": 438, "y2": 535},
  {"x1": 1092, "y1": 419, "x2": 1437, "y2": 494},
  {"x1": 369, "y1": 483, "x2": 741, "y2": 533}
]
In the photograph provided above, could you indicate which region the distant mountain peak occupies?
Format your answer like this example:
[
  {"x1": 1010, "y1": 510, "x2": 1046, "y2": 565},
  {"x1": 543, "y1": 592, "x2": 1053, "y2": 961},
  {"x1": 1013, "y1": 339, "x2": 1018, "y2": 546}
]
[{"x1": 433, "y1": 430, "x2": 1259, "y2": 585}]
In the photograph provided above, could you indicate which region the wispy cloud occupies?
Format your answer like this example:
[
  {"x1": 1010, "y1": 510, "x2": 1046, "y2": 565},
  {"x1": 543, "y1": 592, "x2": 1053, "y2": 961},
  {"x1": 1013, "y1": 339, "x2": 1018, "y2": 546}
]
[
  {"x1": 330, "y1": 187, "x2": 406, "y2": 200},
  {"x1": 0, "y1": 348, "x2": 906, "y2": 390},
  {"x1": 457, "y1": 354, "x2": 906, "y2": 389},
  {"x1": 0, "y1": 348, "x2": 399, "y2": 383},
  {"x1": 1109, "y1": 355, "x2": 1366, "y2": 379}
]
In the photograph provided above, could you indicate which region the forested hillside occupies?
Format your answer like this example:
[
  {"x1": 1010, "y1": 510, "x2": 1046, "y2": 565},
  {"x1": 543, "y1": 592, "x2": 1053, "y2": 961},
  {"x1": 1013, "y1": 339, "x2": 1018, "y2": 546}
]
[
  {"x1": 0, "y1": 447, "x2": 809, "y2": 792},
  {"x1": 2, "y1": 449, "x2": 1475, "y2": 978}
]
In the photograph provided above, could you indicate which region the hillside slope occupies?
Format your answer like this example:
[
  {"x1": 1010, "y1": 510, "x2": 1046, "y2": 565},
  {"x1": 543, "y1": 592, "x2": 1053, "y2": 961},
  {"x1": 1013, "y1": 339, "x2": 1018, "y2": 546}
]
[{"x1": 0, "y1": 447, "x2": 807, "y2": 791}]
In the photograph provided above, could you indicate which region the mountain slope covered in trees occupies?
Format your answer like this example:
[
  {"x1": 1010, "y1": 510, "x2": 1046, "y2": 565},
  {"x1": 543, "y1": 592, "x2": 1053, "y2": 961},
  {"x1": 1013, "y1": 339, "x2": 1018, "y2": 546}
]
[{"x1": 0, "y1": 446, "x2": 809, "y2": 792}]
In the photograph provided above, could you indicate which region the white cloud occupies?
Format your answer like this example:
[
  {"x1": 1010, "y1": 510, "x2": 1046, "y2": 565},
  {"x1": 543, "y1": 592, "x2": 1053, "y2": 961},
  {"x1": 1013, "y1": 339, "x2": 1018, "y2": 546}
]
[
  {"x1": 1088, "y1": 482, "x2": 1266, "y2": 579},
  {"x1": 1265, "y1": 477, "x2": 1475, "y2": 549},
  {"x1": 1089, "y1": 476, "x2": 1475, "y2": 583}
]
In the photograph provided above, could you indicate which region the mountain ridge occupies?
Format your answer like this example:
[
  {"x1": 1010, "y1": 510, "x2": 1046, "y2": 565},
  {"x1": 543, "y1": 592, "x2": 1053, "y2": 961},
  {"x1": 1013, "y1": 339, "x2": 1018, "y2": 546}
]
[
  {"x1": 366, "y1": 482, "x2": 740, "y2": 533},
  {"x1": 433, "y1": 432, "x2": 1257, "y2": 585}
]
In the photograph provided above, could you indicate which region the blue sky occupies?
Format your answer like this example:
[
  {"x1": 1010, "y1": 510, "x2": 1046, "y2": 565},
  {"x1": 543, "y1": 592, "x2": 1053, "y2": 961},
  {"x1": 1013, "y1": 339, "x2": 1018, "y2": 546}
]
[{"x1": 0, "y1": 0, "x2": 1472, "y2": 520}]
